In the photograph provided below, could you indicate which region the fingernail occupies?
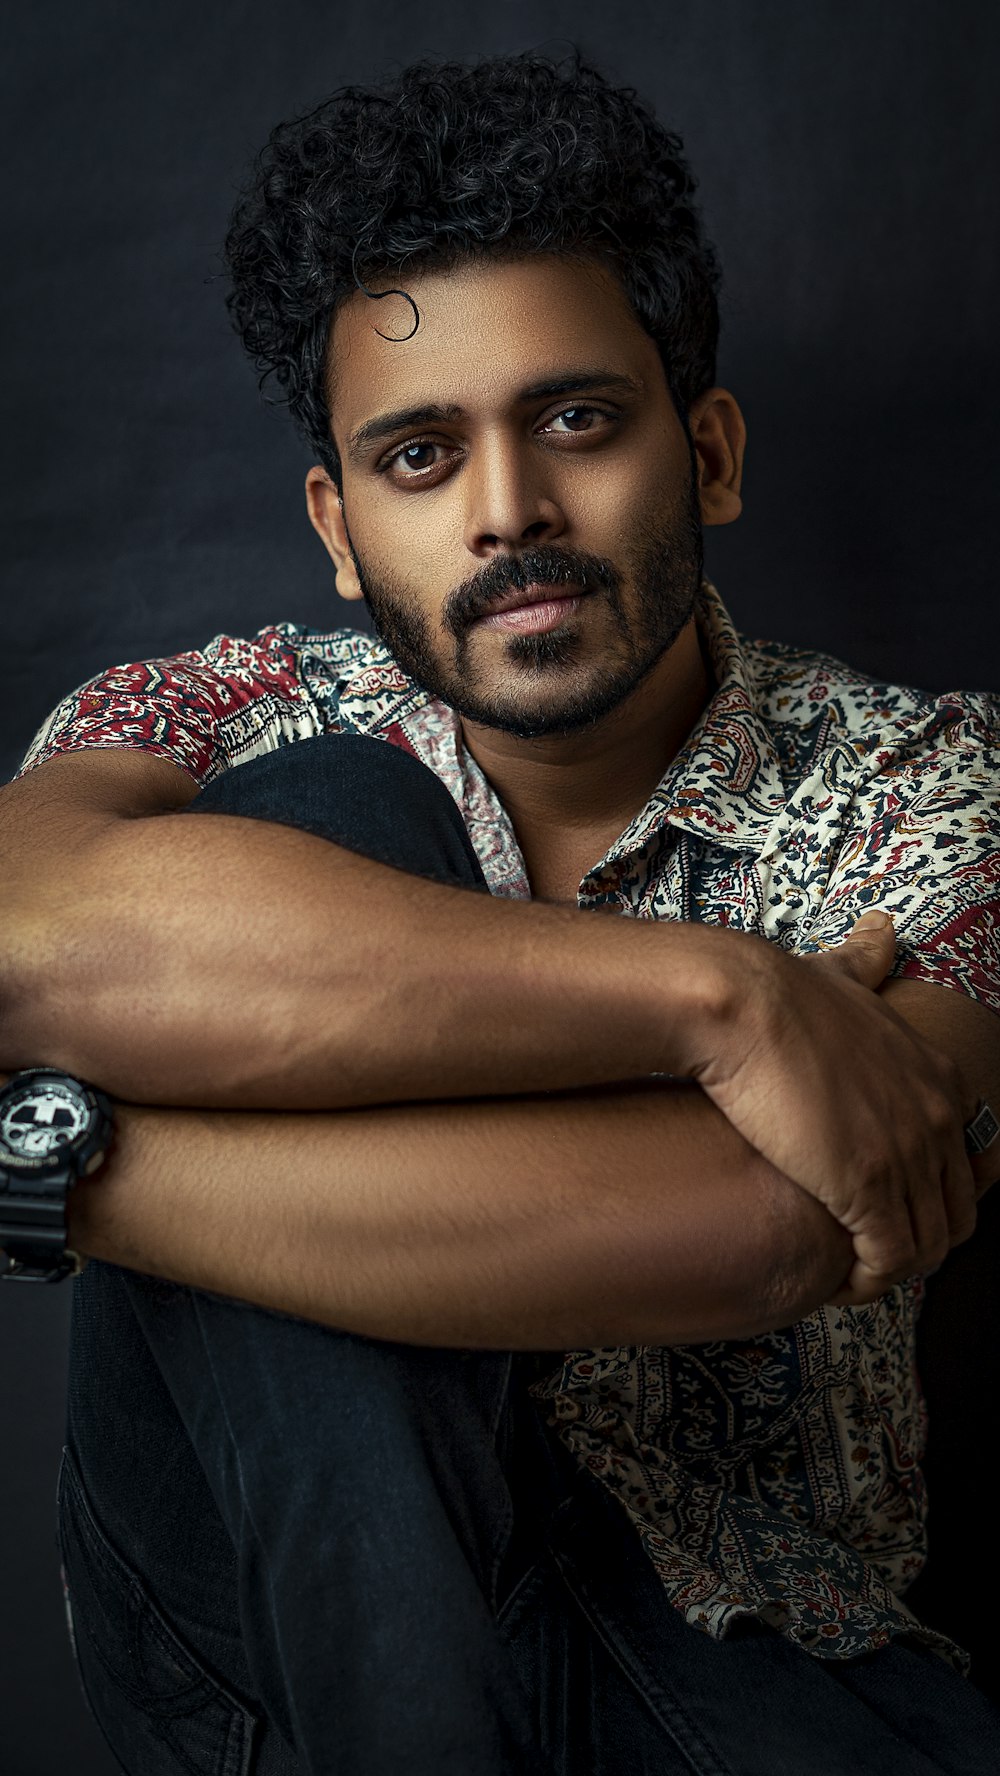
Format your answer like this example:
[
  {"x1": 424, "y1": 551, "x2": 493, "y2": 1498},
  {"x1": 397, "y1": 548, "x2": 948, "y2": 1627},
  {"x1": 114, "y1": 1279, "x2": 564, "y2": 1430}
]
[{"x1": 852, "y1": 909, "x2": 892, "y2": 930}]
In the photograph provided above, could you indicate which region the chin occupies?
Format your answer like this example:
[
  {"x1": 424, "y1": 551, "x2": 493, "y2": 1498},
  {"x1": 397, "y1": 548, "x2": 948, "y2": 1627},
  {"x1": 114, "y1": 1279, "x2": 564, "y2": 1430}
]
[{"x1": 454, "y1": 679, "x2": 634, "y2": 740}]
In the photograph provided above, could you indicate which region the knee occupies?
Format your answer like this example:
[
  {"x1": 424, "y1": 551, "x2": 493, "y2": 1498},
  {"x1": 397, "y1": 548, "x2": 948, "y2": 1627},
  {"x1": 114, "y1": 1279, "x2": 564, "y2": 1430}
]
[{"x1": 185, "y1": 732, "x2": 488, "y2": 889}]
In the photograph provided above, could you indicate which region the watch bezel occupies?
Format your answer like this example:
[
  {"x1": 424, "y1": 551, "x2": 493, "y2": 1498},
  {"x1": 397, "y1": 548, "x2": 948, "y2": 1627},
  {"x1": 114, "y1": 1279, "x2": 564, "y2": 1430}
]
[
  {"x1": 0, "y1": 1069, "x2": 115, "y2": 1284},
  {"x1": 0, "y1": 1068, "x2": 112, "y2": 1183}
]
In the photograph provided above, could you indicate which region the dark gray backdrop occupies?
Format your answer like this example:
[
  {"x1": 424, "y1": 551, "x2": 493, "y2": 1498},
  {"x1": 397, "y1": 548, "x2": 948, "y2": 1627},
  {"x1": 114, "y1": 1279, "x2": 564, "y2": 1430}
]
[{"x1": 2, "y1": 3, "x2": 998, "y2": 1771}]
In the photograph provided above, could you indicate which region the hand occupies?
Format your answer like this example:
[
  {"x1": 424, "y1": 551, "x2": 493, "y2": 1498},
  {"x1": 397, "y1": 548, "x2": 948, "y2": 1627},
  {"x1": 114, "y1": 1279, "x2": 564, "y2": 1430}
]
[{"x1": 683, "y1": 912, "x2": 979, "y2": 1300}]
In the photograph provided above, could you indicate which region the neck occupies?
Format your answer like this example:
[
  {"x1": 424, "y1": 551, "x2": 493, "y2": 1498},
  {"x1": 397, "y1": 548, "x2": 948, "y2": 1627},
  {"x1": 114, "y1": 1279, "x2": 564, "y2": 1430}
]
[{"x1": 460, "y1": 617, "x2": 713, "y2": 887}]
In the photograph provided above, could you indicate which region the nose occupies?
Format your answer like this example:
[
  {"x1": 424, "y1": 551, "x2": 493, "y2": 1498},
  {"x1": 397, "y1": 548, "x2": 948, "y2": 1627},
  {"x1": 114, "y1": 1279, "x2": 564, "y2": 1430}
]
[{"x1": 462, "y1": 434, "x2": 566, "y2": 558}]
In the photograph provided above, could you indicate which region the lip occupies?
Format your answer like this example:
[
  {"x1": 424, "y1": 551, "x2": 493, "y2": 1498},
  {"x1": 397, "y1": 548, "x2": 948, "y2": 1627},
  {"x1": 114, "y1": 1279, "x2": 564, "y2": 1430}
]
[
  {"x1": 479, "y1": 580, "x2": 588, "y2": 617},
  {"x1": 473, "y1": 582, "x2": 592, "y2": 635}
]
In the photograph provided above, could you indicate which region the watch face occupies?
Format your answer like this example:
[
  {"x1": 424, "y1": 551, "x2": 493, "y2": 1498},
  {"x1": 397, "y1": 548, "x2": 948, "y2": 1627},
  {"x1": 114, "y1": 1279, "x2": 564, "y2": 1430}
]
[{"x1": 0, "y1": 1078, "x2": 92, "y2": 1166}]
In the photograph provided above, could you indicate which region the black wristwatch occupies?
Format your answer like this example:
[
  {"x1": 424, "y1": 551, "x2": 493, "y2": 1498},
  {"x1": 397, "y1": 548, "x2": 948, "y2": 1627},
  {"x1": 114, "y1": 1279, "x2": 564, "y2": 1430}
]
[{"x1": 0, "y1": 1069, "x2": 115, "y2": 1283}]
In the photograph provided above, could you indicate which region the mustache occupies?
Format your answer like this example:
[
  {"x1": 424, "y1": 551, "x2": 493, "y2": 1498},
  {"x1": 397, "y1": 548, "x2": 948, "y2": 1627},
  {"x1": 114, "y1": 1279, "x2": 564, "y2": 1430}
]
[{"x1": 443, "y1": 547, "x2": 619, "y2": 637}]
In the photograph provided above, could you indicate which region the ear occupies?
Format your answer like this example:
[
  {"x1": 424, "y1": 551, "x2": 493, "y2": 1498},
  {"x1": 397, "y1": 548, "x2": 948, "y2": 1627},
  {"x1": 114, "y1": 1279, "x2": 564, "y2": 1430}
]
[
  {"x1": 687, "y1": 388, "x2": 745, "y2": 528},
  {"x1": 304, "y1": 466, "x2": 364, "y2": 601}
]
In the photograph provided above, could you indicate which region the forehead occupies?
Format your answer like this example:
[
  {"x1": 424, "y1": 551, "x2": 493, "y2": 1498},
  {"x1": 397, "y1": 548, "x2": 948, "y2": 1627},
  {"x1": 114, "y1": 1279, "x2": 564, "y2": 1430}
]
[{"x1": 327, "y1": 255, "x2": 665, "y2": 437}]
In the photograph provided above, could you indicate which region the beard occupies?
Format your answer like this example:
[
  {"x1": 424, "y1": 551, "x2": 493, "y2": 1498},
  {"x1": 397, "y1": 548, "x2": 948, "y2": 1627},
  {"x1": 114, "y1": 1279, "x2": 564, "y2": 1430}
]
[{"x1": 346, "y1": 471, "x2": 705, "y2": 740}]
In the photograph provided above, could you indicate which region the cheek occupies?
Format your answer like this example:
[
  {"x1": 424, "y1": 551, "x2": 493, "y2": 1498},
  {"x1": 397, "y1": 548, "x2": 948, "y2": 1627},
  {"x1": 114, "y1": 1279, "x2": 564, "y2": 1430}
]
[
  {"x1": 353, "y1": 536, "x2": 455, "y2": 639},
  {"x1": 347, "y1": 481, "x2": 457, "y2": 590},
  {"x1": 572, "y1": 425, "x2": 686, "y2": 536},
  {"x1": 571, "y1": 465, "x2": 664, "y2": 561}
]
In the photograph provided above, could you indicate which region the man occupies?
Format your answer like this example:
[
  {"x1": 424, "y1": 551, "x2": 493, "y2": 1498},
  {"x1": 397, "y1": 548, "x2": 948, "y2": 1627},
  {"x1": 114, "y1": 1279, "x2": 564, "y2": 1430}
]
[{"x1": 1, "y1": 50, "x2": 998, "y2": 1776}]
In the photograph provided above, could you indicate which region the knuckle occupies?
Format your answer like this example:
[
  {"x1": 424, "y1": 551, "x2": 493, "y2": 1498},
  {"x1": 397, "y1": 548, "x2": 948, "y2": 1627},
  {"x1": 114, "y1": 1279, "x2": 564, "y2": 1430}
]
[
  {"x1": 896, "y1": 1115, "x2": 949, "y2": 1167},
  {"x1": 926, "y1": 1092, "x2": 958, "y2": 1139}
]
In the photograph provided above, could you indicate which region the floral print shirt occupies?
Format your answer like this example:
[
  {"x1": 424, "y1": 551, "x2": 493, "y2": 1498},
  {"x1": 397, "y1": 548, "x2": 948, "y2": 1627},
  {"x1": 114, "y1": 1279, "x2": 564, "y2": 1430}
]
[{"x1": 19, "y1": 582, "x2": 1000, "y2": 1667}]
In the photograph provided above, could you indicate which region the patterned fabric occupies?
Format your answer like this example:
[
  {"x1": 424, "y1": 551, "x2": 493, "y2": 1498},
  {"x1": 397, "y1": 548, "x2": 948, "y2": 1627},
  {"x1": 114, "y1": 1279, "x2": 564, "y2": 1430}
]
[{"x1": 19, "y1": 583, "x2": 1000, "y2": 1668}]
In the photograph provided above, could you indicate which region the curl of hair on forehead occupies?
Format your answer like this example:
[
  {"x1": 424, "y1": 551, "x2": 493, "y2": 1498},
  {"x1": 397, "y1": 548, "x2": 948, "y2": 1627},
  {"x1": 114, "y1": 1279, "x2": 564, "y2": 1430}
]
[{"x1": 349, "y1": 243, "x2": 420, "y2": 343}]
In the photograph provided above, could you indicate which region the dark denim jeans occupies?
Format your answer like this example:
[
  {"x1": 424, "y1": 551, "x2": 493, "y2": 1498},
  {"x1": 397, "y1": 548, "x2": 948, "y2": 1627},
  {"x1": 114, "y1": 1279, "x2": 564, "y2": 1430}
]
[{"x1": 57, "y1": 733, "x2": 1000, "y2": 1774}]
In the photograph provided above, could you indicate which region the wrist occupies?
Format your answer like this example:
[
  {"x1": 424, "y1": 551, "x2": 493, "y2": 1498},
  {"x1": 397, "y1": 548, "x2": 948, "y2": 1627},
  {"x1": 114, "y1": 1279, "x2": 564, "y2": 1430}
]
[
  {"x1": 647, "y1": 923, "x2": 773, "y2": 1080},
  {"x1": 520, "y1": 910, "x2": 743, "y2": 1088}
]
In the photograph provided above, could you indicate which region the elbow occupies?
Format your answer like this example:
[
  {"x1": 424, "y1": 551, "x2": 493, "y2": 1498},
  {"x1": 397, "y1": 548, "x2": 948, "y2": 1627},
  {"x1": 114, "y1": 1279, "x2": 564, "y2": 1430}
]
[{"x1": 744, "y1": 1168, "x2": 854, "y2": 1332}]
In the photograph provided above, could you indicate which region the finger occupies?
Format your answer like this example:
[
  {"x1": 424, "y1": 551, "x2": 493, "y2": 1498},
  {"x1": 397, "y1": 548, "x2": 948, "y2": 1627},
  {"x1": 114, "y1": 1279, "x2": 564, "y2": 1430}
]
[
  {"x1": 904, "y1": 1160, "x2": 952, "y2": 1273},
  {"x1": 851, "y1": 1135, "x2": 957, "y2": 1281},
  {"x1": 973, "y1": 1158, "x2": 998, "y2": 1202},
  {"x1": 908, "y1": 1063, "x2": 977, "y2": 1253},
  {"x1": 970, "y1": 1144, "x2": 1000, "y2": 1196},
  {"x1": 830, "y1": 1256, "x2": 910, "y2": 1305},
  {"x1": 939, "y1": 1133, "x2": 978, "y2": 1248},
  {"x1": 843, "y1": 1170, "x2": 918, "y2": 1282},
  {"x1": 821, "y1": 909, "x2": 896, "y2": 991},
  {"x1": 843, "y1": 1158, "x2": 962, "y2": 1294}
]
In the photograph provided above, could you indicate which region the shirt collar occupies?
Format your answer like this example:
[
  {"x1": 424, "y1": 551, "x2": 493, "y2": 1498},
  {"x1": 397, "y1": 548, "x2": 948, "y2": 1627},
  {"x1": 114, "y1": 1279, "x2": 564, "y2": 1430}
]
[
  {"x1": 334, "y1": 580, "x2": 788, "y2": 860},
  {"x1": 600, "y1": 581, "x2": 790, "y2": 863}
]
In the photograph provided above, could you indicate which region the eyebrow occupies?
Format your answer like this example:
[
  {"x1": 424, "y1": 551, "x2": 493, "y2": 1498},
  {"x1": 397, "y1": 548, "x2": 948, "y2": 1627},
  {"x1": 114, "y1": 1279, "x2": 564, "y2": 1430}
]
[{"x1": 345, "y1": 369, "x2": 644, "y2": 462}]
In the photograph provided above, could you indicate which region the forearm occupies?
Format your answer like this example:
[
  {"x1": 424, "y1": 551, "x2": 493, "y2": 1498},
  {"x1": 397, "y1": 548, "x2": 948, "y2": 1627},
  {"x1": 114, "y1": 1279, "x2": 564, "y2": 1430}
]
[
  {"x1": 4, "y1": 786, "x2": 724, "y2": 1109},
  {"x1": 5, "y1": 759, "x2": 978, "y2": 1299},
  {"x1": 66, "y1": 1082, "x2": 853, "y2": 1347}
]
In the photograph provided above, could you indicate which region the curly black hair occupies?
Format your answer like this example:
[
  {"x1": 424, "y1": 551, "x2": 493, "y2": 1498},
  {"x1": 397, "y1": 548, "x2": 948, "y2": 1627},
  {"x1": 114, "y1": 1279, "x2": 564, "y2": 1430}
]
[{"x1": 224, "y1": 51, "x2": 722, "y2": 482}]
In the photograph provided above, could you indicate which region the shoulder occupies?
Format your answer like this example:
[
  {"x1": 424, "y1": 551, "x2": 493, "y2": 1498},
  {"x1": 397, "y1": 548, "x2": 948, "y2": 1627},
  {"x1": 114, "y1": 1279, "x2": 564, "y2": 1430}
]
[
  {"x1": 17, "y1": 621, "x2": 399, "y2": 785},
  {"x1": 742, "y1": 632, "x2": 999, "y2": 777},
  {"x1": 178, "y1": 620, "x2": 383, "y2": 687}
]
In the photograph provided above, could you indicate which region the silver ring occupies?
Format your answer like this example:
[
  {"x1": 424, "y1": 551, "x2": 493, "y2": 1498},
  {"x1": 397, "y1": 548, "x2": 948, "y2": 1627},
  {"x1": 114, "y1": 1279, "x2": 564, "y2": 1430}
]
[{"x1": 964, "y1": 1100, "x2": 1000, "y2": 1155}]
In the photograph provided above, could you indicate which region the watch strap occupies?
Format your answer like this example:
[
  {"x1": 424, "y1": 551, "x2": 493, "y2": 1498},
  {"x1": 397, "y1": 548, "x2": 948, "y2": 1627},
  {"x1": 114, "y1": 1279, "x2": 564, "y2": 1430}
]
[{"x1": 0, "y1": 1182, "x2": 84, "y2": 1281}]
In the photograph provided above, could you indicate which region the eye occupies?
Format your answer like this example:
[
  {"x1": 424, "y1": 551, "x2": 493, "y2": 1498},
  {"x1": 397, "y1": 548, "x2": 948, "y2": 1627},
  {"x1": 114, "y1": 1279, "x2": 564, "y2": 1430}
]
[
  {"x1": 547, "y1": 406, "x2": 596, "y2": 432},
  {"x1": 388, "y1": 442, "x2": 440, "y2": 475},
  {"x1": 541, "y1": 405, "x2": 615, "y2": 437},
  {"x1": 381, "y1": 439, "x2": 448, "y2": 476}
]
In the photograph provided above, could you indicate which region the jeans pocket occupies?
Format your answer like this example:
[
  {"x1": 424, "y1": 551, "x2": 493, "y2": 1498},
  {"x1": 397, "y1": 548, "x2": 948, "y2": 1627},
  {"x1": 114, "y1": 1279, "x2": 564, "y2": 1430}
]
[{"x1": 56, "y1": 1446, "x2": 258, "y2": 1776}]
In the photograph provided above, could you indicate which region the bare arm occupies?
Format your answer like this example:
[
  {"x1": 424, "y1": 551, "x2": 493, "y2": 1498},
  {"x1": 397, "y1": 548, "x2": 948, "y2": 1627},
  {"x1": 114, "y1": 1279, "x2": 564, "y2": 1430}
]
[
  {"x1": 0, "y1": 749, "x2": 985, "y2": 1285},
  {"x1": 65, "y1": 1079, "x2": 853, "y2": 1349},
  {"x1": 53, "y1": 980, "x2": 995, "y2": 1344},
  {"x1": 0, "y1": 750, "x2": 723, "y2": 1106}
]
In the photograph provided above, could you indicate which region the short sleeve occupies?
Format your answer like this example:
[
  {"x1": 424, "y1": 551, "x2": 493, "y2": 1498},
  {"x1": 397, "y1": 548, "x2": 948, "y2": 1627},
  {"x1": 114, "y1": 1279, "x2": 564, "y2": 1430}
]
[
  {"x1": 798, "y1": 695, "x2": 1000, "y2": 1015},
  {"x1": 16, "y1": 629, "x2": 334, "y2": 788}
]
